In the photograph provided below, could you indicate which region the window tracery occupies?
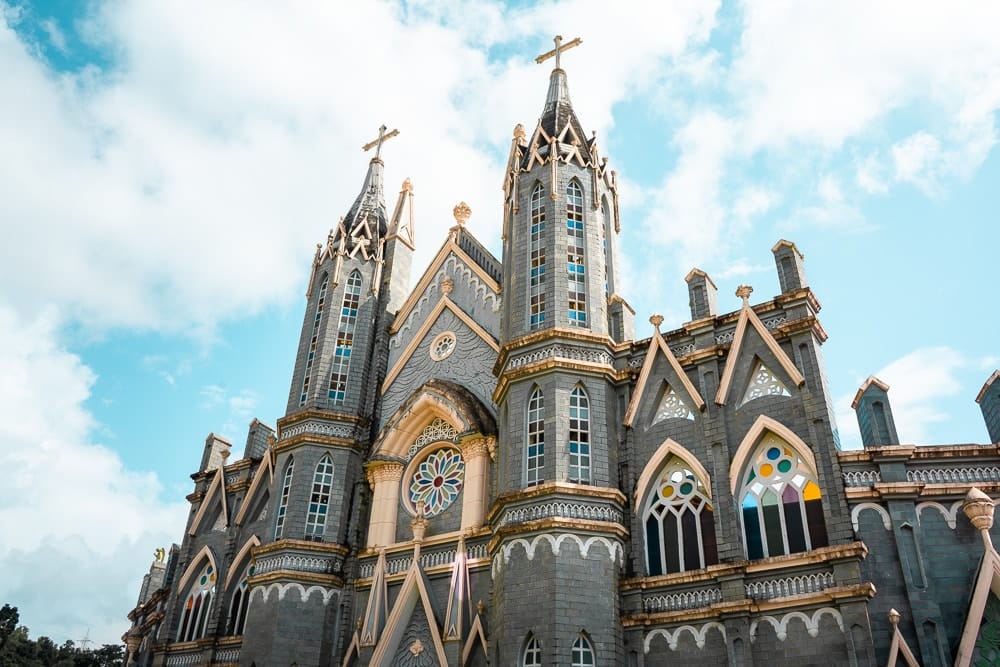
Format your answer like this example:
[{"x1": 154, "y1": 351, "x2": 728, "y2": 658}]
[
  {"x1": 408, "y1": 447, "x2": 464, "y2": 517},
  {"x1": 653, "y1": 384, "x2": 694, "y2": 422},
  {"x1": 227, "y1": 562, "x2": 254, "y2": 636},
  {"x1": 529, "y1": 183, "x2": 547, "y2": 329},
  {"x1": 739, "y1": 432, "x2": 828, "y2": 559},
  {"x1": 569, "y1": 386, "x2": 591, "y2": 483},
  {"x1": 741, "y1": 360, "x2": 790, "y2": 404},
  {"x1": 328, "y1": 270, "x2": 362, "y2": 403},
  {"x1": 177, "y1": 561, "x2": 215, "y2": 642},
  {"x1": 571, "y1": 634, "x2": 595, "y2": 666},
  {"x1": 526, "y1": 388, "x2": 545, "y2": 486},
  {"x1": 522, "y1": 636, "x2": 541, "y2": 667},
  {"x1": 643, "y1": 456, "x2": 718, "y2": 575}
]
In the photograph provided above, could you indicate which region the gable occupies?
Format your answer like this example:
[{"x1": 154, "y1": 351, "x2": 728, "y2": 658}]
[
  {"x1": 715, "y1": 304, "x2": 804, "y2": 406},
  {"x1": 624, "y1": 331, "x2": 705, "y2": 428}
]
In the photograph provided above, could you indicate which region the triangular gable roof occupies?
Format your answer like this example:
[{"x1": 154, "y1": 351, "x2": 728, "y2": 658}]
[
  {"x1": 715, "y1": 302, "x2": 805, "y2": 405},
  {"x1": 624, "y1": 329, "x2": 705, "y2": 427},
  {"x1": 189, "y1": 467, "x2": 228, "y2": 536},
  {"x1": 233, "y1": 450, "x2": 273, "y2": 526},
  {"x1": 382, "y1": 295, "x2": 499, "y2": 393},
  {"x1": 361, "y1": 550, "x2": 389, "y2": 646},
  {"x1": 389, "y1": 234, "x2": 500, "y2": 336},
  {"x1": 443, "y1": 536, "x2": 471, "y2": 641},
  {"x1": 369, "y1": 558, "x2": 449, "y2": 666},
  {"x1": 462, "y1": 613, "x2": 488, "y2": 666}
]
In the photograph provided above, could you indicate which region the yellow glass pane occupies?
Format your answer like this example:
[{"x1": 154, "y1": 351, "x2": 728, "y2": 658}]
[
  {"x1": 759, "y1": 463, "x2": 774, "y2": 477},
  {"x1": 804, "y1": 480, "x2": 821, "y2": 500},
  {"x1": 661, "y1": 485, "x2": 674, "y2": 498}
]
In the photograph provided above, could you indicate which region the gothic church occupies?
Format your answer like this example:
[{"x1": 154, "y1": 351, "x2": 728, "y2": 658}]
[{"x1": 126, "y1": 38, "x2": 1000, "y2": 667}]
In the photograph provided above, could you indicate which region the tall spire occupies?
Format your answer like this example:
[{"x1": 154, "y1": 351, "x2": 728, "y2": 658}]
[
  {"x1": 533, "y1": 35, "x2": 588, "y2": 147},
  {"x1": 335, "y1": 125, "x2": 400, "y2": 249}
]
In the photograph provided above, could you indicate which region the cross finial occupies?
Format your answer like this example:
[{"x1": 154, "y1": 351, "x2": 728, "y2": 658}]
[
  {"x1": 362, "y1": 124, "x2": 400, "y2": 161},
  {"x1": 535, "y1": 34, "x2": 582, "y2": 71}
]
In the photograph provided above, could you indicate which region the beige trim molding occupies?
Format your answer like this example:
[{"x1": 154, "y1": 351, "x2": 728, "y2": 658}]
[
  {"x1": 624, "y1": 330, "x2": 705, "y2": 427},
  {"x1": 234, "y1": 453, "x2": 273, "y2": 526},
  {"x1": 633, "y1": 438, "x2": 714, "y2": 508},
  {"x1": 176, "y1": 545, "x2": 217, "y2": 595},
  {"x1": 715, "y1": 302, "x2": 805, "y2": 406},
  {"x1": 223, "y1": 535, "x2": 261, "y2": 590},
  {"x1": 188, "y1": 468, "x2": 227, "y2": 536}
]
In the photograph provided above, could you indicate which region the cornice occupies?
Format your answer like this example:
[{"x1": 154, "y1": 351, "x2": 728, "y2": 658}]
[
  {"x1": 488, "y1": 517, "x2": 629, "y2": 553},
  {"x1": 252, "y1": 539, "x2": 350, "y2": 558}
]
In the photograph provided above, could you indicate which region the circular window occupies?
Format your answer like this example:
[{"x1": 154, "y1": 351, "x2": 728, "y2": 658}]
[
  {"x1": 430, "y1": 331, "x2": 457, "y2": 361},
  {"x1": 408, "y1": 446, "x2": 465, "y2": 517}
]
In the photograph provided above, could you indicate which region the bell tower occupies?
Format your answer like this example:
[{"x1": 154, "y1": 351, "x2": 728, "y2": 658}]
[{"x1": 491, "y1": 37, "x2": 631, "y2": 666}]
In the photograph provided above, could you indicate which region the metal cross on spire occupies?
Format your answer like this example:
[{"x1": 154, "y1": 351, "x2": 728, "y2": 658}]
[
  {"x1": 362, "y1": 124, "x2": 400, "y2": 161},
  {"x1": 535, "y1": 34, "x2": 583, "y2": 71}
]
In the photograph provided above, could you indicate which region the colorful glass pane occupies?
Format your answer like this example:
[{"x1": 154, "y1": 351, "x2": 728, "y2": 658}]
[
  {"x1": 409, "y1": 447, "x2": 465, "y2": 517},
  {"x1": 643, "y1": 456, "x2": 717, "y2": 575}
]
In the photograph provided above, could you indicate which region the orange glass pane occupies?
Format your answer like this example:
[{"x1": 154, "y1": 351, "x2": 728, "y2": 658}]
[
  {"x1": 803, "y1": 480, "x2": 821, "y2": 500},
  {"x1": 759, "y1": 463, "x2": 774, "y2": 477}
]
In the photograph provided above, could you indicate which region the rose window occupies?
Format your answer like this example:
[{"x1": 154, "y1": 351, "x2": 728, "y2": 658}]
[
  {"x1": 430, "y1": 332, "x2": 457, "y2": 361},
  {"x1": 409, "y1": 447, "x2": 464, "y2": 517}
]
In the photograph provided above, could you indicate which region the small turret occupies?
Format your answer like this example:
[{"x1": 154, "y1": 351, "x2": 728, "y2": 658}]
[
  {"x1": 977, "y1": 370, "x2": 1000, "y2": 443},
  {"x1": 772, "y1": 239, "x2": 807, "y2": 293},
  {"x1": 199, "y1": 433, "x2": 231, "y2": 472},
  {"x1": 685, "y1": 268, "x2": 718, "y2": 320},
  {"x1": 852, "y1": 376, "x2": 900, "y2": 447}
]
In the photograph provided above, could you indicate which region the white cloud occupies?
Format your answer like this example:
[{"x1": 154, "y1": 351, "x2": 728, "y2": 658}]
[
  {"x1": 716, "y1": 260, "x2": 769, "y2": 280},
  {"x1": 855, "y1": 153, "x2": 888, "y2": 194},
  {"x1": 0, "y1": 307, "x2": 186, "y2": 642},
  {"x1": 38, "y1": 18, "x2": 66, "y2": 53},
  {"x1": 835, "y1": 346, "x2": 969, "y2": 448},
  {"x1": 891, "y1": 131, "x2": 943, "y2": 192}
]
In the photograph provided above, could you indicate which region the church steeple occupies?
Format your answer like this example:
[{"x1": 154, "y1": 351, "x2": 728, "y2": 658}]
[{"x1": 331, "y1": 126, "x2": 399, "y2": 257}]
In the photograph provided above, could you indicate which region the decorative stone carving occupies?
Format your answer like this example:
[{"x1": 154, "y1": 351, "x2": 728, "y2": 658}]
[
  {"x1": 453, "y1": 202, "x2": 472, "y2": 226},
  {"x1": 963, "y1": 486, "x2": 996, "y2": 532}
]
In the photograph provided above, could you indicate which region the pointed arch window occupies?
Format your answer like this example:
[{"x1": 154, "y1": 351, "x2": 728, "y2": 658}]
[
  {"x1": 273, "y1": 458, "x2": 294, "y2": 539},
  {"x1": 571, "y1": 634, "x2": 595, "y2": 666},
  {"x1": 299, "y1": 273, "x2": 329, "y2": 406},
  {"x1": 522, "y1": 635, "x2": 541, "y2": 667},
  {"x1": 643, "y1": 457, "x2": 718, "y2": 575},
  {"x1": 566, "y1": 181, "x2": 587, "y2": 326},
  {"x1": 739, "y1": 433, "x2": 828, "y2": 559},
  {"x1": 329, "y1": 270, "x2": 363, "y2": 404},
  {"x1": 568, "y1": 386, "x2": 591, "y2": 484},
  {"x1": 177, "y1": 561, "x2": 215, "y2": 642},
  {"x1": 226, "y1": 561, "x2": 255, "y2": 636},
  {"x1": 526, "y1": 388, "x2": 545, "y2": 486},
  {"x1": 304, "y1": 455, "x2": 334, "y2": 541},
  {"x1": 529, "y1": 183, "x2": 547, "y2": 329}
]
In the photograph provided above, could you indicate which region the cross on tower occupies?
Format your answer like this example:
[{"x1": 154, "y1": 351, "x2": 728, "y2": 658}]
[
  {"x1": 535, "y1": 34, "x2": 583, "y2": 71},
  {"x1": 362, "y1": 124, "x2": 400, "y2": 161}
]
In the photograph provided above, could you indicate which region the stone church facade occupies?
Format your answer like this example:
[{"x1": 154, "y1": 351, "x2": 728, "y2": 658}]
[{"x1": 125, "y1": 50, "x2": 1000, "y2": 667}]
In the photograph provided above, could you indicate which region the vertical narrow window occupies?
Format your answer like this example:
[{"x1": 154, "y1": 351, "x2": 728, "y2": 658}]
[
  {"x1": 643, "y1": 457, "x2": 718, "y2": 576},
  {"x1": 522, "y1": 635, "x2": 542, "y2": 667},
  {"x1": 571, "y1": 634, "x2": 595, "y2": 667},
  {"x1": 568, "y1": 386, "x2": 591, "y2": 484},
  {"x1": 739, "y1": 432, "x2": 828, "y2": 559},
  {"x1": 328, "y1": 271, "x2": 363, "y2": 404},
  {"x1": 273, "y1": 458, "x2": 294, "y2": 539},
  {"x1": 304, "y1": 455, "x2": 334, "y2": 541},
  {"x1": 566, "y1": 181, "x2": 587, "y2": 326},
  {"x1": 529, "y1": 183, "x2": 547, "y2": 329},
  {"x1": 177, "y1": 562, "x2": 216, "y2": 642},
  {"x1": 526, "y1": 388, "x2": 545, "y2": 486},
  {"x1": 602, "y1": 198, "x2": 611, "y2": 298},
  {"x1": 227, "y1": 562, "x2": 255, "y2": 636},
  {"x1": 299, "y1": 273, "x2": 329, "y2": 406}
]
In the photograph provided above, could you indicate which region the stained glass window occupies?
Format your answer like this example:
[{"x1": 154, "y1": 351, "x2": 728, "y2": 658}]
[
  {"x1": 430, "y1": 331, "x2": 457, "y2": 361},
  {"x1": 571, "y1": 635, "x2": 595, "y2": 667},
  {"x1": 566, "y1": 181, "x2": 587, "y2": 327},
  {"x1": 409, "y1": 447, "x2": 464, "y2": 517},
  {"x1": 328, "y1": 270, "x2": 363, "y2": 403},
  {"x1": 529, "y1": 183, "x2": 547, "y2": 329},
  {"x1": 741, "y1": 360, "x2": 790, "y2": 404},
  {"x1": 569, "y1": 386, "x2": 591, "y2": 484},
  {"x1": 523, "y1": 636, "x2": 541, "y2": 667},
  {"x1": 299, "y1": 273, "x2": 329, "y2": 406},
  {"x1": 653, "y1": 384, "x2": 694, "y2": 423},
  {"x1": 177, "y1": 561, "x2": 215, "y2": 642},
  {"x1": 526, "y1": 387, "x2": 545, "y2": 486},
  {"x1": 739, "y1": 432, "x2": 828, "y2": 559},
  {"x1": 227, "y1": 562, "x2": 255, "y2": 636},
  {"x1": 304, "y1": 455, "x2": 334, "y2": 541},
  {"x1": 643, "y1": 457, "x2": 718, "y2": 576},
  {"x1": 273, "y1": 458, "x2": 294, "y2": 539}
]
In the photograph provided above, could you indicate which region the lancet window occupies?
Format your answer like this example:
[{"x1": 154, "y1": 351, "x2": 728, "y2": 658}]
[
  {"x1": 299, "y1": 273, "x2": 329, "y2": 406},
  {"x1": 529, "y1": 183, "x2": 547, "y2": 329},
  {"x1": 643, "y1": 457, "x2": 718, "y2": 575},
  {"x1": 328, "y1": 270, "x2": 362, "y2": 403},
  {"x1": 522, "y1": 635, "x2": 542, "y2": 667},
  {"x1": 739, "y1": 432, "x2": 828, "y2": 559},
  {"x1": 177, "y1": 561, "x2": 215, "y2": 642},
  {"x1": 568, "y1": 386, "x2": 591, "y2": 484},
  {"x1": 227, "y1": 562, "x2": 254, "y2": 636},
  {"x1": 304, "y1": 455, "x2": 334, "y2": 541},
  {"x1": 566, "y1": 181, "x2": 587, "y2": 326},
  {"x1": 526, "y1": 387, "x2": 545, "y2": 486},
  {"x1": 273, "y1": 458, "x2": 294, "y2": 539},
  {"x1": 571, "y1": 634, "x2": 595, "y2": 667}
]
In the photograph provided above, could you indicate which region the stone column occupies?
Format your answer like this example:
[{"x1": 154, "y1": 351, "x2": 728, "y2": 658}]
[
  {"x1": 366, "y1": 461, "x2": 404, "y2": 547},
  {"x1": 459, "y1": 436, "x2": 494, "y2": 530}
]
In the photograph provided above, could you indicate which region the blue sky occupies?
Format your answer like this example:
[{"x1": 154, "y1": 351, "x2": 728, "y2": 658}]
[{"x1": 1, "y1": 0, "x2": 998, "y2": 645}]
